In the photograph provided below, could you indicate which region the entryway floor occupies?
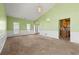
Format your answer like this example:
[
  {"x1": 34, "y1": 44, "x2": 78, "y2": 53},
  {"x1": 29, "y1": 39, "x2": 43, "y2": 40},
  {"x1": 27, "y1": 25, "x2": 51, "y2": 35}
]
[{"x1": 1, "y1": 34, "x2": 79, "y2": 55}]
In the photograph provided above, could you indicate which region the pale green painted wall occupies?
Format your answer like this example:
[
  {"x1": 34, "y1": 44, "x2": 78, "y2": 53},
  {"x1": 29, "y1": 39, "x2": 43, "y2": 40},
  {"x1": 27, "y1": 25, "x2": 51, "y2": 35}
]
[
  {"x1": 0, "y1": 4, "x2": 6, "y2": 19},
  {"x1": 7, "y1": 16, "x2": 34, "y2": 31},
  {"x1": 0, "y1": 4, "x2": 6, "y2": 31},
  {"x1": 35, "y1": 4, "x2": 79, "y2": 32},
  {"x1": 0, "y1": 4, "x2": 7, "y2": 53}
]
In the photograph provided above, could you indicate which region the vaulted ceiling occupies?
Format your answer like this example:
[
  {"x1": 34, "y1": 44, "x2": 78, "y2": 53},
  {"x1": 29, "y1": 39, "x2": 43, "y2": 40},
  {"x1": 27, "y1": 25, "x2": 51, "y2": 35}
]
[{"x1": 5, "y1": 3, "x2": 55, "y2": 20}]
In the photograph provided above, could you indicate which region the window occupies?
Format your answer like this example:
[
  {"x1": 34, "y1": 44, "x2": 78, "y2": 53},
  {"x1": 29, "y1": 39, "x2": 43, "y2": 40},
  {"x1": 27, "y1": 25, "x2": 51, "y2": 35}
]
[
  {"x1": 13, "y1": 22, "x2": 19, "y2": 34},
  {"x1": 27, "y1": 24, "x2": 31, "y2": 31}
]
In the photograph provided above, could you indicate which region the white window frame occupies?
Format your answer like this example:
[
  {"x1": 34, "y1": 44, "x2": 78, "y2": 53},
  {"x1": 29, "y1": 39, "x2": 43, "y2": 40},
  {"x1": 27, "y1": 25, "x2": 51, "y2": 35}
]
[
  {"x1": 26, "y1": 24, "x2": 31, "y2": 32},
  {"x1": 13, "y1": 22, "x2": 20, "y2": 34}
]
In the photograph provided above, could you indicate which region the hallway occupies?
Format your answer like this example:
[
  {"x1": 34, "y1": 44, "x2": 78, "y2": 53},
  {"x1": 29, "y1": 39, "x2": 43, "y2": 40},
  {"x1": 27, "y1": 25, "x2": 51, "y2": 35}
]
[{"x1": 1, "y1": 35, "x2": 79, "y2": 55}]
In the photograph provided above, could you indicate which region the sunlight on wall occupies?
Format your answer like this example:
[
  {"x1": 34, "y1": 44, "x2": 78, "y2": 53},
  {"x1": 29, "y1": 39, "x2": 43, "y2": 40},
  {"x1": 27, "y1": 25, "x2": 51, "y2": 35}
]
[{"x1": 0, "y1": 20, "x2": 6, "y2": 30}]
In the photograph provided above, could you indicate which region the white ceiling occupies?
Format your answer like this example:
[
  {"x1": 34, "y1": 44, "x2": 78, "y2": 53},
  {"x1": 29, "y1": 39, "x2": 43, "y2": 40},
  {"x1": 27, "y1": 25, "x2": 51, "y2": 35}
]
[{"x1": 5, "y1": 3, "x2": 55, "y2": 20}]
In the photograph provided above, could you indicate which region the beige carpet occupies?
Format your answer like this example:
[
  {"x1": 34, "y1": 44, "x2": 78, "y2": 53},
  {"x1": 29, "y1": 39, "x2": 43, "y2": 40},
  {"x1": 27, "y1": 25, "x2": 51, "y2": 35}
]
[{"x1": 1, "y1": 34, "x2": 79, "y2": 55}]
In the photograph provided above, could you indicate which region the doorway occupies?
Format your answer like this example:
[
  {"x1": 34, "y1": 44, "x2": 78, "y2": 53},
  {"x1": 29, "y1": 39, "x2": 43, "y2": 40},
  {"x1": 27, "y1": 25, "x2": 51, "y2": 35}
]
[
  {"x1": 34, "y1": 24, "x2": 39, "y2": 34},
  {"x1": 59, "y1": 18, "x2": 70, "y2": 41}
]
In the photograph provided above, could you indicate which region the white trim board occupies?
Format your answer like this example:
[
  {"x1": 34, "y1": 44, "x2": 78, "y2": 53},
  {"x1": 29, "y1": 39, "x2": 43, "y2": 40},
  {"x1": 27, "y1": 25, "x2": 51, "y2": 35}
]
[
  {"x1": 0, "y1": 32, "x2": 7, "y2": 53},
  {"x1": 7, "y1": 30, "x2": 35, "y2": 37},
  {"x1": 38, "y1": 30, "x2": 59, "y2": 39},
  {"x1": 38, "y1": 30, "x2": 79, "y2": 44},
  {"x1": 7, "y1": 30, "x2": 79, "y2": 43}
]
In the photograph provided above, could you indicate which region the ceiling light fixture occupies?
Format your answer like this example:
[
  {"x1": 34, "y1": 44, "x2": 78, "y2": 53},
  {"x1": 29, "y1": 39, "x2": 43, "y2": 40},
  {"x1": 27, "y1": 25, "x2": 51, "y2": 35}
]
[
  {"x1": 37, "y1": 4, "x2": 43, "y2": 13},
  {"x1": 46, "y1": 18, "x2": 50, "y2": 22}
]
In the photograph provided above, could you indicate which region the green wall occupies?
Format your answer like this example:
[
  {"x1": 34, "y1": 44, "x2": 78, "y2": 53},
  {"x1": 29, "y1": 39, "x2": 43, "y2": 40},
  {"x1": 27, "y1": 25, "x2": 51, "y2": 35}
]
[
  {"x1": 0, "y1": 4, "x2": 7, "y2": 53},
  {"x1": 35, "y1": 3, "x2": 79, "y2": 32},
  {"x1": 7, "y1": 16, "x2": 34, "y2": 31},
  {"x1": 0, "y1": 4, "x2": 6, "y2": 19},
  {"x1": 0, "y1": 4, "x2": 6, "y2": 31}
]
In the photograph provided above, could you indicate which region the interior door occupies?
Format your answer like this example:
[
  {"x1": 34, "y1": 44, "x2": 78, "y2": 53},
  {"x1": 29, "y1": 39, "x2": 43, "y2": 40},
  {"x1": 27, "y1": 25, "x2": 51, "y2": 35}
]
[{"x1": 59, "y1": 18, "x2": 70, "y2": 41}]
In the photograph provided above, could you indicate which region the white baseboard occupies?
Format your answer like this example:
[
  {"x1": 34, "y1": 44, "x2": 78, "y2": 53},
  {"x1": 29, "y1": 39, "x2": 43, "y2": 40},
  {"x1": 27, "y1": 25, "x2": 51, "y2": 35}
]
[
  {"x1": 7, "y1": 30, "x2": 79, "y2": 44},
  {"x1": 39, "y1": 30, "x2": 59, "y2": 39},
  {"x1": 0, "y1": 31, "x2": 7, "y2": 53},
  {"x1": 7, "y1": 30, "x2": 35, "y2": 37},
  {"x1": 38, "y1": 30, "x2": 79, "y2": 44}
]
